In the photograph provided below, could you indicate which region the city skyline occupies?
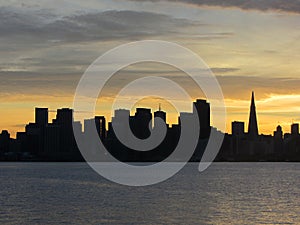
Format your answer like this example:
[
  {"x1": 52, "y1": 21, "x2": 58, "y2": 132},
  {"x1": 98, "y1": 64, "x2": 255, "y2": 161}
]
[
  {"x1": 1, "y1": 1, "x2": 299, "y2": 223},
  {"x1": 1, "y1": 91, "x2": 300, "y2": 142},
  {"x1": 1, "y1": 91, "x2": 300, "y2": 162},
  {"x1": 2, "y1": 91, "x2": 300, "y2": 138}
]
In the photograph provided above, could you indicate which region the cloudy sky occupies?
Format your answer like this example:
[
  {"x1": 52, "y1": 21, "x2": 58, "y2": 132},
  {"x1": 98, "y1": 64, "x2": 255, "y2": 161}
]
[{"x1": 0, "y1": 0, "x2": 300, "y2": 136}]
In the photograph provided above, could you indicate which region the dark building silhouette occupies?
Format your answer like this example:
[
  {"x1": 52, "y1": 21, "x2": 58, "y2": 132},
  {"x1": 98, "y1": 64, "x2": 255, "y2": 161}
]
[
  {"x1": 274, "y1": 125, "x2": 283, "y2": 139},
  {"x1": 84, "y1": 118, "x2": 95, "y2": 134},
  {"x1": 31, "y1": 107, "x2": 48, "y2": 156},
  {"x1": 0, "y1": 130, "x2": 10, "y2": 154},
  {"x1": 95, "y1": 116, "x2": 106, "y2": 140},
  {"x1": 291, "y1": 123, "x2": 299, "y2": 136},
  {"x1": 193, "y1": 99, "x2": 210, "y2": 138},
  {"x1": 35, "y1": 108, "x2": 48, "y2": 126},
  {"x1": 154, "y1": 104, "x2": 166, "y2": 126},
  {"x1": 131, "y1": 108, "x2": 152, "y2": 139},
  {"x1": 248, "y1": 91, "x2": 259, "y2": 139},
  {"x1": 273, "y1": 125, "x2": 284, "y2": 156},
  {"x1": 1, "y1": 91, "x2": 300, "y2": 162},
  {"x1": 53, "y1": 108, "x2": 73, "y2": 151},
  {"x1": 232, "y1": 121, "x2": 245, "y2": 137},
  {"x1": 84, "y1": 116, "x2": 106, "y2": 141},
  {"x1": 110, "y1": 109, "x2": 130, "y2": 139},
  {"x1": 41, "y1": 109, "x2": 79, "y2": 159}
]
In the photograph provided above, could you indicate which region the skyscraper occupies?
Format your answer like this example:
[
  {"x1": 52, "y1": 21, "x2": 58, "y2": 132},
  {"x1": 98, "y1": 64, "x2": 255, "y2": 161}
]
[
  {"x1": 193, "y1": 99, "x2": 210, "y2": 138},
  {"x1": 274, "y1": 125, "x2": 283, "y2": 139},
  {"x1": 232, "y1": 121, "x2": 245, "y2": 137},
  {"x1": 95, "y1": 116, "x2": 106, "y2": 140},
  {"x1": 154, "y1": 104, "x2": 166, "y2": 128},
  {"x1": 0, "y1": 130, "x2": 10, "y2": 153},
  {"x1": 248, "y1": 91, "x2": 259, "y2": 138},
  {"x1": 35, "y1": 108, "x2": 48, "y2": 126},
  {"x1": 53, "y1": 108, "x2": 75, "y2": 153},
  {"x1": 84, "y1": 116, "x2": 106, "y2": 140},
  {"x1": 291, "y1": 123, "x2": 299, "y2": 136},
  {"x1": 110, "y1": 109, "x2": 131, "y2": 140},
  {"x1": 132, "y1": 108, "x2": 152, "y2": 139}
]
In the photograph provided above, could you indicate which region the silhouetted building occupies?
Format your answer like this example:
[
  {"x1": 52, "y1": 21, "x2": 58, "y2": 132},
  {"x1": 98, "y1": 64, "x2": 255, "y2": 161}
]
[
  {"x1": 35, "y1": 108, "x2": 48, "y2": 126},
  {"x1": 2, "y1": 91, "x2": 300, "y2": 162},
  {"x1": 154, "y1": 104, "x2": 166, "y2": 121},
  {"x1": 154, "y1": 104, "x2": 167, "y2": 128},
  {"x1": 84, "y1": 117, "x2": 105, "y2": 144},
  {"x1": 0, "y1": 130, "x2": 10, "y2": 154},
  {"x1": 84, "y1": 118, "x2": 95, "y2": 134},
  {"x1": 110, "y1": 109, "x2": 130, "y2": 139},
  {"x1": 273, "y1": 125, "x2": 283, "y2": 156},
  {"x1": 274, "y1": 125, "x2": 283, "y2": 139},
  {"x1": 248, "y1": 91, "x2": 259, "y2": 139},
  {"x1": 291, "y1": 123, "x2": 299, "y2": 136},
  {"x1": 53, "y1": 108, "x2": 80, "y2": 159},
  {"x1": 232, "y1": 121, "x2": 245, "y2": 137},
  {"x1": 193, "y1": 99, "x2": 210, "y2": 138},
  {"x1": 95, "y1": 116, "x2": 106, "y2": 140},
  {"x1": 131, "y1": 108, "x2": 152, "y2": 139}
]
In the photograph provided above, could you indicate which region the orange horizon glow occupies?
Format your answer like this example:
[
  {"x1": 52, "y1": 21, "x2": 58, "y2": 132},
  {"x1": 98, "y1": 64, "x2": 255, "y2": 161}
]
[
  {"x1": 2, "y1": 93, "x2": 300, "y2": 138},
  {"x1": 0, "y1": 2, "x2": 299, "y2": 139}
]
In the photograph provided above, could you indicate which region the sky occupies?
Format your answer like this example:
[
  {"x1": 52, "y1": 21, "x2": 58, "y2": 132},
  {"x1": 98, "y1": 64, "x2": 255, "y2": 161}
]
[{"x1": 0, "y1": 0, "x2": 300, "y2": 137}]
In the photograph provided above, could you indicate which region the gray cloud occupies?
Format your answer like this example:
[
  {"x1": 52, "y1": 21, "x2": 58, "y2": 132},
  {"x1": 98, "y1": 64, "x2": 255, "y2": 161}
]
[
  {"x1": 2, "y1": 64, "x2": 300, "y2": 103},
  {"x1": 0, "y1": 7, "x2": 235, "y2": 76},
  {"x1": 132, "y1": 0, "x2": 300, "y2": 14},
  {"x1": 0, "y1": 8, "x2": 203, "y2": 45}
]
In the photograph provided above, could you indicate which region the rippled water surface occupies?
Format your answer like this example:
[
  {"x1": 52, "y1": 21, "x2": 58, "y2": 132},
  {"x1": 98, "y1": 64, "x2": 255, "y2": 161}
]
[{"x1": 0, "y1": 163, "x2": 299, "y2": 224}]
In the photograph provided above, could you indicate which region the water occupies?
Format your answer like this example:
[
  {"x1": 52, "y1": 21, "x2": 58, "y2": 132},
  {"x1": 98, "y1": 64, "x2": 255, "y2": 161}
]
[{"x1": 0, "y1": 163, "x2": 299, "y2": 224}]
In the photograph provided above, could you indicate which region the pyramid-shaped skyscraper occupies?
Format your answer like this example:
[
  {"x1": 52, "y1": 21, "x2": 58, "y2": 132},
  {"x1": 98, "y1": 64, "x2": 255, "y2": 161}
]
[{"x1": 248, "y1": 91, "x2": 259, "y2": 138}]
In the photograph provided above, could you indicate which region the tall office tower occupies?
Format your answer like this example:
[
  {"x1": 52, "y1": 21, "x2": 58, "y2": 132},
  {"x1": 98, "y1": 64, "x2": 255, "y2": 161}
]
[
  {"x1": 55, "y1": 108, "x2": 73, "y2": 127},
  {"x1": 193, "y1": 99, "x2": 210, "y2": 138},
  {"x1": 84, "y1": 118, "x2": 95, "y2": 134},
  {"x1": 33, "y1": 108, "x2": 48, "y2": 156},
  {"x1": 274, "y1": 125, "x2": 283, "y2": 139},
  {"x1": 35, "y1": 108, "x2": 48, "y2": 126},
  {"x1": 84, "y1": 117, "x2": 105, "y2": 140},
  {"x1": 132, "y1": 108, "x2": 152, "y2": 139},
  {"x1": 232, "y1": 121, "x2": 245, "y2": 137},
  {"x1": 154, "y1": 104, "x2": 166, "y2": 128},
  {"x1": 95, "y1": 116, "x2": 106, "y2": 140},
  {"x1": 248, "y1": 91, "x2": 259, "y2": 138},
  {"x1": 0, "y1": 130, "x2": 10, "y2": 153},
  {"x1": 54, "y1": 108, "x2": 75, "y2": 153},
  {"x1": 112, "y1": 109, "x2": 130, "y2": 127},
  {"x1": 291, "y1": 123, "x2": 299, "y2": 135},
  {"x1": 110, "y1": 109, "x2": 130, "y2": 139},
  {"x1": 273, "y1": 125, "x2": 284, "y2": 154}
]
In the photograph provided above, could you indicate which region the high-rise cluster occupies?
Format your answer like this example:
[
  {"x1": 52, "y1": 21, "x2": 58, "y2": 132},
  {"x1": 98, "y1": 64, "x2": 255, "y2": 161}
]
[{"x1": 0, "y1": 93, "x2": 300, "y2": 161}]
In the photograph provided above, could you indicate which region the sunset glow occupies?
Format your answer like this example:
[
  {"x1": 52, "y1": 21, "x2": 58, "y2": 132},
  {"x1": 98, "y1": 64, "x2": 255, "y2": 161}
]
[{"x1": 0, "y1": 0, "x2": 299, "y2": 137}]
